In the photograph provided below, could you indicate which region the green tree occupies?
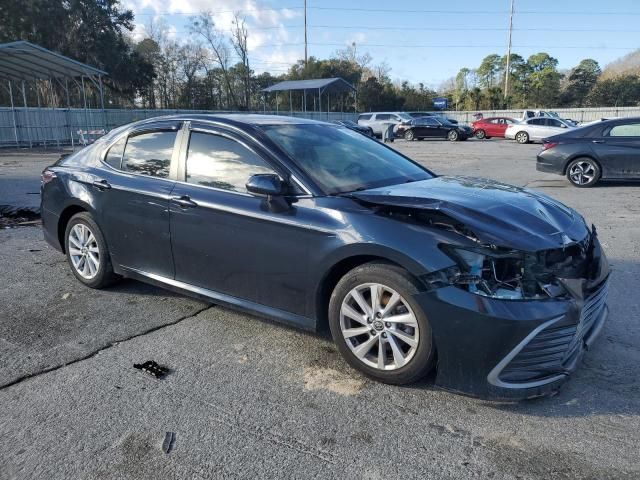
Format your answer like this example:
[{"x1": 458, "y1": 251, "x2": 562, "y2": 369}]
[
  {"x1": 526, "y1": 52, "x2": 561, "y2": 107},
  {"x1": 562, "y1": 59, "x2": 601, "y2": 107},
  {"x1": 587, "y1": 74, "x2": 640, "y2": 106},
  {"x1": 0, "y1": 0, "x2": 155, "y2": 102},
  {"x1": 476, "y1": 54, "x2": 502, "y2": 89}
]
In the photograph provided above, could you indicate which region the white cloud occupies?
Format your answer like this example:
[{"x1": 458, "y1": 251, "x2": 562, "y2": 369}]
[{"x1": 125, "y1": 0, "x2": 302, "y2": 72}]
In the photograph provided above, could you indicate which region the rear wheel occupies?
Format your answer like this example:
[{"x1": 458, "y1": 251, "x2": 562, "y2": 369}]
[
  {"x1": 474, "y1": 129, "x2": 486, "y2": 139},
  {"x1": 567, "y1": 157, "x2": 601, "y2": 187},
  {"x1": 64, "y1": 212, "x2": 119, "y2": 288},
  {"x1": 328, "y1": 262, "x2": 435, "y2": 385},
  {"x1": 447, "y1": 130, "x2": 459, "y2": 142},
  {"x1": 515, "y1": 131, "x2": 529, "y2": 144},
  {"x1": 404, "y1": 129, "x2": 415, "y2": 141}
]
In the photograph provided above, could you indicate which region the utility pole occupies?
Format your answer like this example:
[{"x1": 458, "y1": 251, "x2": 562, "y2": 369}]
[
  {"x1": 504, "y1": 0, "x2": 515, "y2": 100},
  {"x1": 304, "y1": 0, "x2": 308, "y2": 66}
]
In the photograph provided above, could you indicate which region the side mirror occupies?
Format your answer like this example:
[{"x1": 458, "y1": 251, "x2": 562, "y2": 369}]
[{"x1": 246, "y1": 173, "x2": 285, "y2": 197}]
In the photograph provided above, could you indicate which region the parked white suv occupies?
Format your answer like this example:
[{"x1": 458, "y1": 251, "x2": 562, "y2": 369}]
[{"x1": 357, "y1": 112, "x2": 412, "y2": 137}]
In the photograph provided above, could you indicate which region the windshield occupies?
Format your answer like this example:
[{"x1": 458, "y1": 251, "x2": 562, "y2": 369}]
[{"x1": 261, "y1": 124, "x2": 432, "y2": 195}]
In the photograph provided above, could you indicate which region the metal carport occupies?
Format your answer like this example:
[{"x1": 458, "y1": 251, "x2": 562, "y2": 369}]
[
  {"x1": 0, "y1": 41, "x2": 107, "y2": 147},
  {"x1": 262, "y1": 77, "x2": 356, "y2": 116}
]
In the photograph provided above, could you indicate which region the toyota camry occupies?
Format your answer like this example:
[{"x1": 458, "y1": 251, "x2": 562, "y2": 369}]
[{"x1": 40, "y1": 115, "x2": 610, "y2": 400}]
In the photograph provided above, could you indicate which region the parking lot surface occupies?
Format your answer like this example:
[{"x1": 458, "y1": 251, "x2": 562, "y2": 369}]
[{"x1": 1, "y1": 139, "x2": 639, "y2": 479}]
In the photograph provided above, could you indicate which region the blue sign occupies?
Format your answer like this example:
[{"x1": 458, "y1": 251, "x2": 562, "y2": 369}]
[{"x1": 433, "y1": 97, "x2": 448, "y2": 110}]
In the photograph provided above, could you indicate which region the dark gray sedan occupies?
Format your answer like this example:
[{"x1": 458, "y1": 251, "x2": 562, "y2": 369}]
[
  {"x1": 537, "y1": 117, "x2": 640, "y2": 187},
  {"x1": 40, "y1": 114, "x2": 609, "y2": 399}
]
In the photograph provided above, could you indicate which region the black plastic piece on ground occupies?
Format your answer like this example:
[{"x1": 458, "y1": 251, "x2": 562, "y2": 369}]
[{"x1": 133, "y1": 360, "x2": 170, "y2": 379}]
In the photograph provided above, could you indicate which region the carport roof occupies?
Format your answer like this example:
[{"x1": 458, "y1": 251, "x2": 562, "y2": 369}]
[
  {"x1": 0, "y1": 41, "x2": 107, "y2": 83},
  {"x1": 262, "y1": 77, "x2": 355, "y2": 93}
]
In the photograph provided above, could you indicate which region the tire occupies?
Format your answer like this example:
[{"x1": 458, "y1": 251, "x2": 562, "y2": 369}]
[
  {"x1": 447, "y1": 130, "x2": 459, "y2": 142},
  {"x1": 475, "y1": 129, "x2": 486, "y2": 139},
  {"x1": 328, "y1": 262, "x2": 435, "y2": 385},
  {"x1": 566, "y1": 157, "x2": 601, "y2": 188},
  {"x1": 64, "y1": 212, "x2": 119, "y2": 289},
  {"x1": 515, "y1": 131, "x2": 529, "y2": 144},
  {"x1": 404, "y1": 129, "x2": 415, "y2": 141}
]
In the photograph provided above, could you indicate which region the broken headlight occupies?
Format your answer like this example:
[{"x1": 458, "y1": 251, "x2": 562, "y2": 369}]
[
  {"x1": 427, "y1": 246, "x2": 565, "y2": 300},
  {"x1": 444, "y1": 246, "x2": 526, "y2": 299}
]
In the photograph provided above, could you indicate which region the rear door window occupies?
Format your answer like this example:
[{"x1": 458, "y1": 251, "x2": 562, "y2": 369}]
[
  {"x1": 122, "y1": 131, "x2": 177, "y2": 178},
  {"x1": 608, "y1": 123, "x2": 640, "y2": 137},
  {"x1": 529, "y1": 118, "x2": 544, "y2": 126},
  {"x1": 376, "y1": 114, "x2": 390, "y2": 121}
]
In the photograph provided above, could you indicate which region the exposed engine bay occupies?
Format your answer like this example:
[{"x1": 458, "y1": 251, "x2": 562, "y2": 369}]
[{"x1": 367, "y1": 204, "x2": 606, "y2": 301}]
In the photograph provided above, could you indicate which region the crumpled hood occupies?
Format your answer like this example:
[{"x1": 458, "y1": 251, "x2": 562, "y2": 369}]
[{"x1": 351, "y1": 175, "x2": 589, "y2": 251}]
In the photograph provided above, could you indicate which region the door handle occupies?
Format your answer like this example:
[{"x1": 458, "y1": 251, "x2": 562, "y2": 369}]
[
  {"x1": 592, "y1": 140, "x2": 604, "y2": 144},
  {"x1": 92, "y1": 179, "x2": 111, "y2": 190},
  {"x1": 171, "y1": 195, "x2": 198, "y2": 209}
]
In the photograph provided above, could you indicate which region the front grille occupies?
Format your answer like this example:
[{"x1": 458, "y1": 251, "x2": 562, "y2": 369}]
[{"x1": 499, "y1": 279, "x2": 609, "y2": 384}]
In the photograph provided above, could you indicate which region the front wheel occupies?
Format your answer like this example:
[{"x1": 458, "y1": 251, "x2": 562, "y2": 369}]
[
  {"x1": 474, "y1": 129, "x2": 486, "y2": 139},
  {"x1": 567, "y1": 157, "x2": 601, "y2": 187},
  {"x1": 404, "y1": 129, "x2": 415, "y2": 141},
  {"x1": 328, "y1": 262, "x2": 435, "y2": 385},
  {"x1": 447, "y1": 130, "x2": 459, "y2": 141},
  {"x1": 64, "y1": 212, "x2": 119, "y2": 288},
  {"x1": 515, "y1": 131, "x2": 529, "y2": 144}
]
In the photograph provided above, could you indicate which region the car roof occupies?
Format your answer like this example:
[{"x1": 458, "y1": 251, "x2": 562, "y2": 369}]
[{"x1": 125, "y1": 113, "x2": 326, "y2": 128}]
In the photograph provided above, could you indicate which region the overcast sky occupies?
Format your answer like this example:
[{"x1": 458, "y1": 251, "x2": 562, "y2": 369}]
[{"x1": 123, "y1": 0, "x2": 640, "y2": 87}]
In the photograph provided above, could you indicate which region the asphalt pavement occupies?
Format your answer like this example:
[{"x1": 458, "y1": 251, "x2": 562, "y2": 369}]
[{"x1": 1, "y1": 139, "x2": 638, "y2": 479}]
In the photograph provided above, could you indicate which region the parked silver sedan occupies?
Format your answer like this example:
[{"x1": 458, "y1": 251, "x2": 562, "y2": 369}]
[{"x1": 505, "y1": 117, "x2": 576, "y2": 144}]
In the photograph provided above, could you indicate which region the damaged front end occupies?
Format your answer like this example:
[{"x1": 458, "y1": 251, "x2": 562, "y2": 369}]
[
  {"x1": 424, "y1": 225, "x2": 608, "y2": 302},
  {"x1": 351, "y1": 181, "x2": 610, "y2": 399}
]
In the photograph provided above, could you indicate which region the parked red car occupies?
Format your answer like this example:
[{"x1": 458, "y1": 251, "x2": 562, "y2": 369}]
[{"x1": 471, "y1": 117, "x2": 517, "y2": 139}]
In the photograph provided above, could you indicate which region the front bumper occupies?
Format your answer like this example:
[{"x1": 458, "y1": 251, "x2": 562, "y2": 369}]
[{"x1": 413, "y1": 272, "x2": 609, "y2": 400}]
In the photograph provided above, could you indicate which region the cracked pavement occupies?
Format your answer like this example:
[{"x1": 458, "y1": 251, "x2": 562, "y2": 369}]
[{"x1": 1, "y1": 140, "x2": 639, "y2": 479}]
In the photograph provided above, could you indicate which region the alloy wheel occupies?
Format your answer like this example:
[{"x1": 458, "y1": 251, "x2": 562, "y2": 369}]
[
  {"x1": 516, "y1": 131, "x2": 528, "y2": 144},
  {"x1": 569, "y1": 161, "x2": 597, "y2": 186},
  {"x1": 68, "y1": 223, "x2": 100, "y2": 279},
  {"x1": 339, "y1": 283, "x2": 419, "y2": 370}
]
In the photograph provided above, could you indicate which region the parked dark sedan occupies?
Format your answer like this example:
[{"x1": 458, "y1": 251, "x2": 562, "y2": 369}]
[
  {"x1": 537, "y1": 117, "x2": 640, "y2": 187},
  {"x1": 332, "y1": 119, "x2": 374, "y2": 137},
  {"x1": 396, "y1": 117, "x2": 472, "y2": 141},
  {"x1": 41, "y1": 114, "x2": 609, "y2": 400}
]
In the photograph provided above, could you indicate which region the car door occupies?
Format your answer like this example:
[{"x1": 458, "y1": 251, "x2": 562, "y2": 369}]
[
  {"x1": 526, "y1": 118, "x2": 547, "y2": 140},
  {"x1": 374, "y1": 113, "x2": 390, "y2": 136},
  {"x1": 545, "y1": 118, "x2": 570, "y2": 136},
  {"x1": 418, "y1": 117, "x2": 441, "y2": 138},
  {"x1": 168, "y1": 124, "x2": 319, "y2": 317},
  {"x1": 484, "y1": 119, "x2": 500, "y2": 137},
  {"x1": 591, "y1": 122, "x2": 640, "y2": 178},
  {"x1": 94, "y1": 121, "x2": 180, "y2": 277}
]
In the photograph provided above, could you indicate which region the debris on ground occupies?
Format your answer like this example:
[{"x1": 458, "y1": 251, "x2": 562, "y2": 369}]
[
  {"x1": 162, "y1": 432, "x2": 176, "y2": 454},
  {"x1": 133, "y1": 360, "x2": 170, "y2": 379},
  {"x1": 0, "y1": 205, "x2": 41, "y2": 228}
]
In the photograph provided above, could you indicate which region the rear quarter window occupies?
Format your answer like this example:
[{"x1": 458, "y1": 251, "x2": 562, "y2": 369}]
[
  {"x1": 358, "y1": 114, "x2": 372, "y2": 121},
  {"x1": 104, "y1": 137, "x2": 126, "y2": 169}
]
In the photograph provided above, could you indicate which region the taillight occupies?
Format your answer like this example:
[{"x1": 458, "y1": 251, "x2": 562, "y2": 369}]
[
  {"x1": 542, "y1": 142, "x2": 558, "y2": 151},
  {"x1": 41, "y1": 170, "x2": 57, "y2": 185}
]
